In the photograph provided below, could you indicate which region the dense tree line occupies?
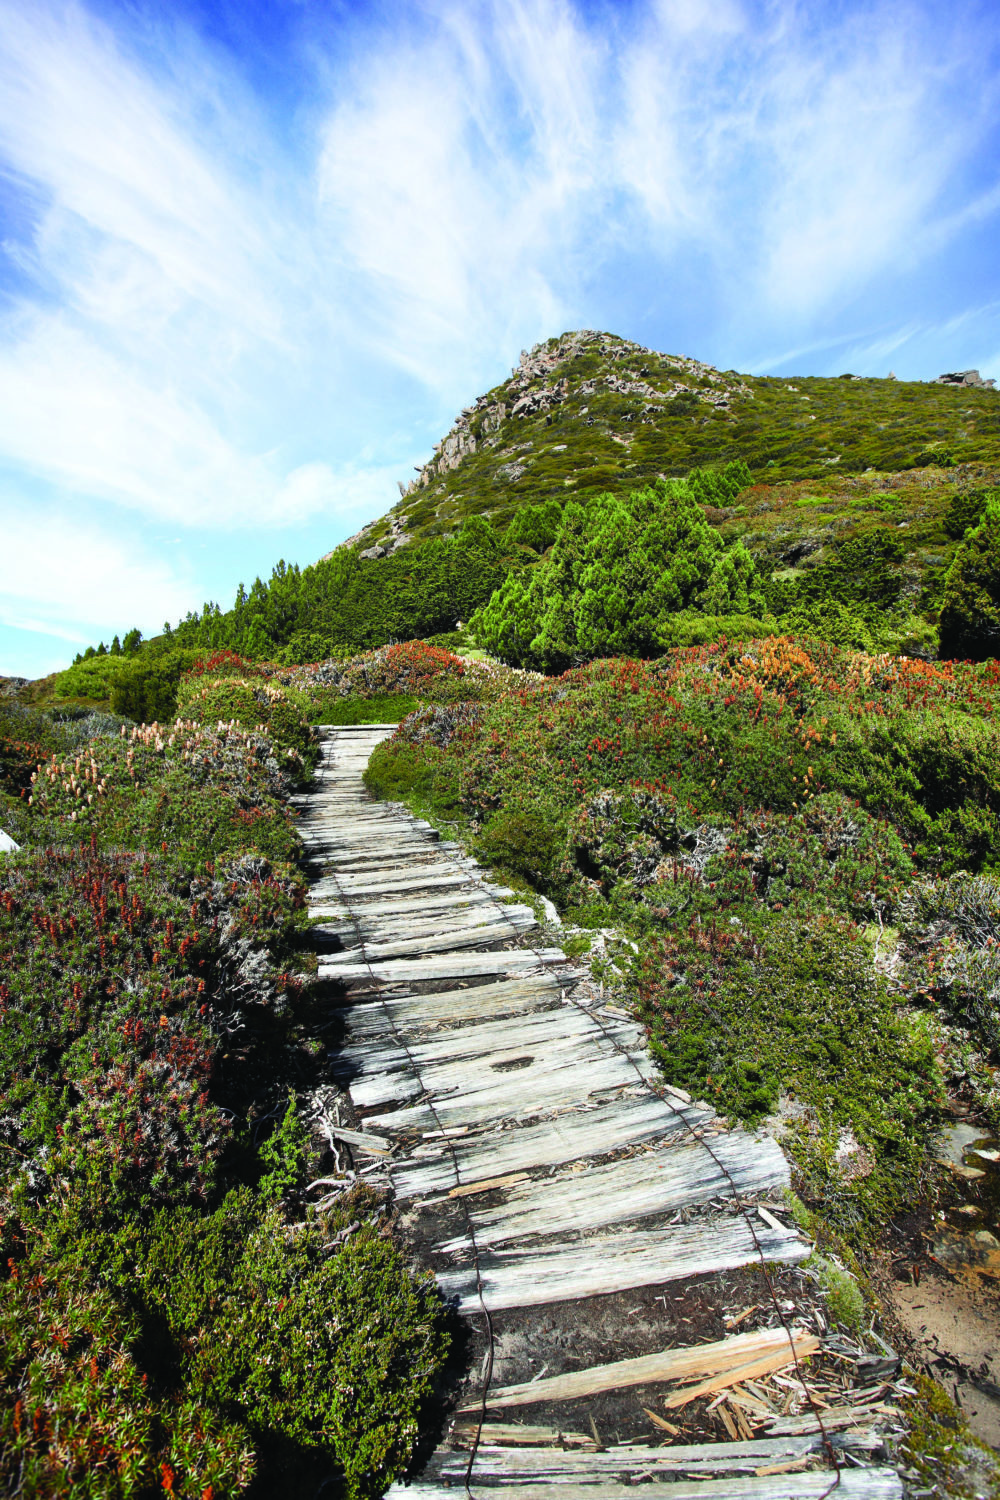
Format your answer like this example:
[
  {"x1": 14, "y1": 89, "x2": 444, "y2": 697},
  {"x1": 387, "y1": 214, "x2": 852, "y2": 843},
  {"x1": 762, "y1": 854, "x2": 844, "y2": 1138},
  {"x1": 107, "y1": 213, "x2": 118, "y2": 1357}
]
[
  {"x1": 69, "y1": 472, "x2": 1000, "y2": 677},
  {"x1": 164, "y1": 516, "x2": 508, "y2": 663}
]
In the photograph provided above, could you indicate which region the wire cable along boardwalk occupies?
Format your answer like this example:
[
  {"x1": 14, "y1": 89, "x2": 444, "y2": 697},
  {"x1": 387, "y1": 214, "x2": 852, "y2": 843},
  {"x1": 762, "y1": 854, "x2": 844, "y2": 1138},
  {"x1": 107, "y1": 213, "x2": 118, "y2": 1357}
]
[{"x1": 305, "y1": 728, "x2": 903, "y2": 1498}]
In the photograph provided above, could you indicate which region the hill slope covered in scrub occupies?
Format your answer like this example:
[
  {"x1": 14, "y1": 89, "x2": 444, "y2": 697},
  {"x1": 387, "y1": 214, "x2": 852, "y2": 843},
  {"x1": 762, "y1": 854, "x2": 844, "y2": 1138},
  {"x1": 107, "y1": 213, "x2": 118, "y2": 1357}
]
[
  {"x1": 352, "y1": 329, "x2": 1000, "y2": 550},
  {"x1": 62, "y1": 330, "x2": 1000, "y2": 677}
]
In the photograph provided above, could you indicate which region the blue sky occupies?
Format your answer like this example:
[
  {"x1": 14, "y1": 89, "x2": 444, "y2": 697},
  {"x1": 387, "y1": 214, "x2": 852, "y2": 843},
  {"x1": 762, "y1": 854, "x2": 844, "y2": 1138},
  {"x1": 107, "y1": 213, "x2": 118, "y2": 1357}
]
[{"x1": 1, "y1": 0, "x2": 999, "y2": 677}]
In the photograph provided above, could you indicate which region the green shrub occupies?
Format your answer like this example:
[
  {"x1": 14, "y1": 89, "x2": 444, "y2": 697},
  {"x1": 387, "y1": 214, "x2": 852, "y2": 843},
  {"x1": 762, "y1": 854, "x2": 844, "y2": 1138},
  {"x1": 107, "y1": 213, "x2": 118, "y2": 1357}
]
[
  {"x1": 811, "y1": 1255, "x2": 865, "y2": 1331},
  {"x1": 1, "y1": 1188, "x2": 447, "y2": 1499},
  {"x1": 504, "y1": 498, "x2": 563, "y2": 552},
  {"x1": 109, "y1": 651, "x2": 202, "y2": 722},
  {"x1": 637, "y1": 911, "x2": 942, "y2": 1235},
  {"x1": 939, "y1": 499, "x2": 1000, "y2": 659},
  {"x1": 312, "y1": 694, "x2": 421, "y2": 725},
  {"x1": 477, "y1": 809, "x2": 560, "y2": 881},
  {"x1": 943, "y1": 487, "x2": 995, "y2": 540},
  {"x1": 0, "y1": 668, "x2": 451, "y2": 1496},
  {"x1": 55, "y1": 654, "x2": 130, "y2": 704},
  {"x1": 177, "y1": 676, "x2": 319, "y2": 777},
  {"x1": 475, "y1": 464, "x2": 764, "y2": 669}
]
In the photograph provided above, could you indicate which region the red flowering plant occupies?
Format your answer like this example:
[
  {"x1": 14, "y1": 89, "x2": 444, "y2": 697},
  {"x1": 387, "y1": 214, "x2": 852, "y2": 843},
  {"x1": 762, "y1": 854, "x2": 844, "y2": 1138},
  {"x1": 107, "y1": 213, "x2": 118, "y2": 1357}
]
[
  {"x1": 363, "y1": 635, "x2": 1000, "y2": 1243},
  {"x1": 0, "y1": 669, "x2": 449, "y2": 1499}
]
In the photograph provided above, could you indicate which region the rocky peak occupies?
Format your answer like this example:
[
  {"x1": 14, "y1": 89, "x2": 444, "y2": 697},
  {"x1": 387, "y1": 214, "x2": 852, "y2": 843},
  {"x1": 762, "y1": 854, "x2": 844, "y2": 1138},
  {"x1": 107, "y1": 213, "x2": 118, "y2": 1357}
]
[{"x1": 397, "y1": 331, "x2": 752, "y2": 503}]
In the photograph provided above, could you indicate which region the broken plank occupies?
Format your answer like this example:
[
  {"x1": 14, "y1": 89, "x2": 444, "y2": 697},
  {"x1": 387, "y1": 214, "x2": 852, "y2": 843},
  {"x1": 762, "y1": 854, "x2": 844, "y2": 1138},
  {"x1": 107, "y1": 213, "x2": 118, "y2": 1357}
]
[
  {"x1": 460, "y1": 1328, "x2": 815, "y2": 1410},
  {"x1": 386, "y1": 1094, "x2": 711, "y2": 1193},
  {"x1": 663, "y1": 1336, "x2": 822, "y2": 1409},
  {"x1": 447, "y1": 1423, "x2": 596, "y2": 1449},
  {"x1": 448, "y1": 1172, "x2": 530, "y2": 1198},
  {"x1": 329, "y1": 1125, "x2": 394, "y2": 1155},
  {"x1": 385, "y1": 1472, "x2": 901, "y2": 1499},
  {"x1": 320, "y1": 922, "x2": 523, "y2": 963},
  {"x1": 435, "y1": 1133, "x2": 789, "y2": 1251}
]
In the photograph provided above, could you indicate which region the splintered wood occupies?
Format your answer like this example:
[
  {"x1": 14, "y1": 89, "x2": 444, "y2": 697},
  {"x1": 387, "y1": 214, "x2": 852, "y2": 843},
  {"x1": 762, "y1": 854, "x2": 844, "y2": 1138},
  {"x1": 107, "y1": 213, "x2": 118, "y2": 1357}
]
[
  {"x1": 457, "y1": 1328, "x2": 820, "y2": 1412},
  {"x1": 308, "y1": 727, "x2": 902, "y2": 1499}
]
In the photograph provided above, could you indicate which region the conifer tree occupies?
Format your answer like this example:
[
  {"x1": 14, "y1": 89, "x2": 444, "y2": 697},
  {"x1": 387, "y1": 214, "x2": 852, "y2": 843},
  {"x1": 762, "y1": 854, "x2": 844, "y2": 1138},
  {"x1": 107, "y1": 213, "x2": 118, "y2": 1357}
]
[
  {"x1": 475, "y1": 464, "x2": 760, "y2": 668},
  {"x1": 939, "y1": 495, "x2": 1000, "y2": 659}
]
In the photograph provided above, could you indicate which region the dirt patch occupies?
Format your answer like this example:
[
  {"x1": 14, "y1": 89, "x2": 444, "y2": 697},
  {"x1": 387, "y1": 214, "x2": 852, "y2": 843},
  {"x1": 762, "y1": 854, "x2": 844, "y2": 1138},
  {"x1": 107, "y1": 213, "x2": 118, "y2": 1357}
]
[{"x1": 884, "y1": 1126, "x2": 1000, "y2": 1450}]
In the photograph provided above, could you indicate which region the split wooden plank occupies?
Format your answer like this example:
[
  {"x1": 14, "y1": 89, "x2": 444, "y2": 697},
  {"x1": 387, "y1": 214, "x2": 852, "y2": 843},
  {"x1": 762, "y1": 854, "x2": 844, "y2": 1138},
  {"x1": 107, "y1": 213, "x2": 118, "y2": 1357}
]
[
  {"x1": 319, "y1": 947, "x2": 565, "y2": 985},
  {"x1": 335, "y1": 1015, "x2": 654, "y2": 1116},
  {"x1": 384, "y1": 1473, "x2": 902, "y2": 1500},
  {"x1": 338, "y1": 1001, "x2": 604, "y2": 1069},
  {"x1": 386, "y1": 1094, "x2": 712, "y2": 1193},
  {"x1": 314, "y1": 872, "x2": 484, "y2": 900},
  {"x1": 328, "y1": 976, "x2": 563, "y2": 1041},
  {"x1": 459, "y1": 1327, "x2": 819, "y2": 1411},
  {"x1": 330, "y1": 1125, "x2": 394, "y2": 1155},
  {"x1": 310, "y1": 886, "x2": 499, "y2": 918},
  {"x1": 447, "y1": 1423, "x2": 596, "y2": 1449},
  {"x1": 319, "y1": 902, "x2": 538, "y2": 940},
  {"x1": 319, "y1": 922, "x2": 525, "y2": 963},
  {"x1": 386, "y1": 1432, "x2": 899, "y2": 1498},
  {"x1": 663, "y1": 1336, "x2": 822, "y2": 1409},
  {"x1": 320, "y1": 861, "x2": 460, "y2": 887},
  {"x1": 448, "y1": 1171, "x2": 530, "y2": 1198},
  {"x1": 337, "y1": 1042, "x2": 640, "y2": 1117},
  {"x1": 435, "y1": 1133, "x2": 790, "y2": 1251},
  {"x1": 414, "y1": 1430, "x2": 881, "y2": 1476},
  {"x1": 766, "y1": 1405, "x2": 902, "y2": 1437},
  {"x1": 438, "y1": 1217, "x2": 808, "y2": 1313}
]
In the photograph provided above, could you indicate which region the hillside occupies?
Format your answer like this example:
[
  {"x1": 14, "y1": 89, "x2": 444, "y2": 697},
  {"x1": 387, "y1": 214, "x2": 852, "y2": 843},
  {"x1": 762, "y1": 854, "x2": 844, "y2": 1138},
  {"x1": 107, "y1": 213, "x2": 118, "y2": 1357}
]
[
  {"x1": 346, "y1": 329, "x2": 1000, "y2": 569},
  {"x1": 57, "y1": 329, "x2": 1000, "y2": 681}
]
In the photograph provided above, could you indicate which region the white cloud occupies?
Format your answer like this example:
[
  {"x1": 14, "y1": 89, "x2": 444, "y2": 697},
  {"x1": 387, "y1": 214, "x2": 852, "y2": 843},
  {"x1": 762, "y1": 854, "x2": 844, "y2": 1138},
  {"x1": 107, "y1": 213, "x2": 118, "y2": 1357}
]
[
  {"x1": 0, "y1": 503, "x2": 196, "y2": 638},
  {"x1": 0, "y1": 0, "x2": 277, "y2": 333}
]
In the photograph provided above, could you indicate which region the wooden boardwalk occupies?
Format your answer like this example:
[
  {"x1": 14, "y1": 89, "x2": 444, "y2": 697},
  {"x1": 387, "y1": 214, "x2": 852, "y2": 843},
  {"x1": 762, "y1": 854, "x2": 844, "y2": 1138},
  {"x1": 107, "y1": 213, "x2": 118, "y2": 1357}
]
[{"x1": 305, "y1": 727, "x2": 903, "y2": 1498}]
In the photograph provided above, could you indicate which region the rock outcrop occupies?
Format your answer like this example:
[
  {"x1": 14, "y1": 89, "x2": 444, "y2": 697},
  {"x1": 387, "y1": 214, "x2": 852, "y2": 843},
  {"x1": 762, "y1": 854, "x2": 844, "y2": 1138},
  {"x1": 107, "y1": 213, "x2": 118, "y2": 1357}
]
[{"x1": 936, "y1": 369, "x2": 997, "y2": 390}]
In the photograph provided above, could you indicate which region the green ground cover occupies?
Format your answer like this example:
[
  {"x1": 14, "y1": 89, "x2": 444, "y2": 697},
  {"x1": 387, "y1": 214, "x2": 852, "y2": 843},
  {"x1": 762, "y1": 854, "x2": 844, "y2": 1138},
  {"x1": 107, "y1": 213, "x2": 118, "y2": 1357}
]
[
  {"x1": 0, "y1": 662, "x2": 448, "y2": 1498},
  {"x1": 365, "y1": 639, "x2": 1000, "y2": 1243}
]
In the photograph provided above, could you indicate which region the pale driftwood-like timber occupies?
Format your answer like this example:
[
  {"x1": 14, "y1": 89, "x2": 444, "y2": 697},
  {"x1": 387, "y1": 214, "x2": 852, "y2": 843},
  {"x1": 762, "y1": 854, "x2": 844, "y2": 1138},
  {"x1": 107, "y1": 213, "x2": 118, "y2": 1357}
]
[{"x1": 305, "y1": 727, "x2": 903, "y2": 1498}]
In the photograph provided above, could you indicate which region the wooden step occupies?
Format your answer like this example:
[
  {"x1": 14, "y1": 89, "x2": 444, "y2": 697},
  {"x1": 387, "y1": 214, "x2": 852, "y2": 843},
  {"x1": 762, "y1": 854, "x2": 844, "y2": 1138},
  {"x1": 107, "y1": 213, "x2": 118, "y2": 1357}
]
[
  {"x1": 435, "y1": 1215, "x2": 809, "y2": 1312},
  {"x1": 386, "y1": 1094, "x2": 714, "y2": 1195},
  {"x1": 320, "y1": 947, "x2": 566, "y2": 987},
  {"x1": 387, "y1": 1440, "x2": 900, "y2": 1498}
]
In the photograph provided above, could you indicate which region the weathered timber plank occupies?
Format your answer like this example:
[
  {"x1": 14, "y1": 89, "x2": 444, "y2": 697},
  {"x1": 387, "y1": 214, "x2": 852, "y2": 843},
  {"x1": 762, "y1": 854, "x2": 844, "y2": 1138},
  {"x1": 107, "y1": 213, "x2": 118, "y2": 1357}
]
[
  {"x1": 319, "y1": 947, "x2": 565, "y2": 984},
  {"x1": 461, "y1": 1327, "x2": 816, "y2": 1410},
  {"x1": 320, "y1": 901, "x2": 537, "y2": 938},
  {"x1": 337, "y1": 1041, "x2": 634, "y2": 1115},
  {"x1": 314, "y1": 872, "x2": 476, "y2": 899},
  {"x1": 388, "y1": 1462, "x2": 900, "y2": 1499},
  {"x1": 309, "y1": 884, "x2": 499, "y2": 913},
  {"x1": 332, "y1": 1008, "x2": 649, "y2": 1115},
  {"x1": 435, "y1": 1133, "x2": 790, "y2": 1251},
  {"x1": 338, "y1": 1001, "x2": 599, "y2": 1069},
  {"x1": 329, "y1": 976, "x2": 562, "y2": 1040},
  {"x1": 417, "y1": 1430, "x2": 878, "y2": 1476},
  {"x1": 385, "y1": 1095, "x2": 711, "y2": 1189},
  {"x1": 320, "y1": 922, "x2": 524, "y2": 963},
  {"x1": 436, "y1": 1218, "x2": 808, "y2": 1312}
]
